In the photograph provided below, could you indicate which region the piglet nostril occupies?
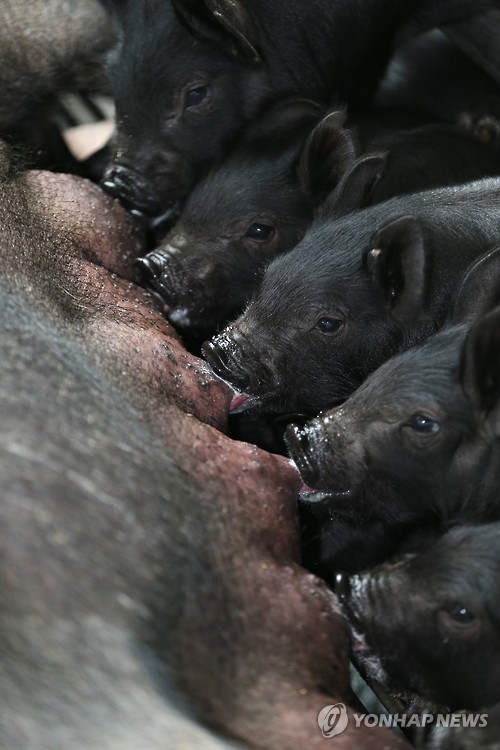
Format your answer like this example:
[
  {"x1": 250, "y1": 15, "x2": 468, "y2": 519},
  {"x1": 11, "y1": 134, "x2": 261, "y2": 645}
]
[
  {"x1": 134, "y1": 255, "x2": 167, "y2": 286},
  {"x1": 134, "y1": 255, "x2": 164, "y2": 285},
  {"x1": 101, "y1": 165, "x2": 162, "y2": 218},
  {"x1": 333, "y1": 571, "x2": 351, "y2": 601},
  {"x1": 101, "y1": 165, "x2": 139, "y2": 200},
  {"x1": 101, "y1": 176, "x2": 124, "y2": 199}
]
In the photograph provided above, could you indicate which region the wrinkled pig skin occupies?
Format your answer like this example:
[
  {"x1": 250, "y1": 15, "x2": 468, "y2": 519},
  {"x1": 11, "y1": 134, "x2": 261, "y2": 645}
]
[
  {"x1": 0, "y1": 142, "x2": 408, "y2": 749},
  {"x1": 16, "y1": 168, "x2": 228, "y2": 431},
  {"x1": 0, "y1": 0, "x2": 114, "y2": 170}
]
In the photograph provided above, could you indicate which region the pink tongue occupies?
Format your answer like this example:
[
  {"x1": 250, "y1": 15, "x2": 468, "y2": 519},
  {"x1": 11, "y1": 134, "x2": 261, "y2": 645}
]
[
  {"x1": 299, "y1": 483, "x2": 317, "y2": 495},
  {"x1": 163, "y1": 304, "x2": 175, "y2": 315},
  {"x1": 229, "y1": 394, "x2": 249, "y2": 412}
]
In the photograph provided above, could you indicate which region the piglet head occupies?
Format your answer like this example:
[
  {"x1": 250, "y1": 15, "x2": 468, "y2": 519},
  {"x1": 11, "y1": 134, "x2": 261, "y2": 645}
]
[
  {"x1": 285, "y1": 323, "x2": 464, "y2": 526},
  {"x1": 286, "y1": 274, "x2": 500, "y2": 528},
  {"x1": 337, "y1": 523, "x2": 500, "y2": 711},
  {"x1": 134, "y1": 197, "x2": 307, "y2": 343},
  {"x1": 101, "y1": 0, "x2": 269, "y2": 223},
  {"x1": 201, "y1": 188, "x2": 440, "y2": 418}
]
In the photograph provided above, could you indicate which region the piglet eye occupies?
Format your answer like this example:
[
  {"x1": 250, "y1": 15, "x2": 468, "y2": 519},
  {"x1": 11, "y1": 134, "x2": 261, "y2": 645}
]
[
  {"x1": 406, "y1": 414, "x2": 440, "y2": 434},
  {"x1": 185, "y1": 85, "x2": 209, "y2": 108},
  {"x1": 245, "y1": 223, "x2": 275, "y2": 241},
  {"x1": 315, "y1": 316, "x2": 343, "y2": 335},
  {"x1": 444, "y1": 604, "x2": 476, "y2": 626}
]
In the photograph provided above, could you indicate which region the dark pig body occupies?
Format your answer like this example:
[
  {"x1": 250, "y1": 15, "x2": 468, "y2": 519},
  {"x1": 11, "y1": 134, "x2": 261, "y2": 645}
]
[
  {"x1": 0, "y1": 142, "x2": 408, "y2": 749},
  {"x1": 204, "y1": 178, "x2": 500, "y2": 417},
  {"x1": 359, "y1": 123, "x2": 500, "y2": 203},
  {"x1": 99, "y1": 0, "x2": 496, "y2": 221},
  {"x1": 375, "y1": 28, "x2": 500, "y2": 139}
]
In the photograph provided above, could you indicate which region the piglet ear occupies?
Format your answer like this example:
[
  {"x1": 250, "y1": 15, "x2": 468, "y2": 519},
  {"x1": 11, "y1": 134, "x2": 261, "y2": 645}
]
[
  {"x1": 450, "y1": 246, "x2": 500, "y2": 325},
  {"x1": 172, "y1": 0, "x2": 262, "y2": 64},
  {"x1": 460, "y1": 306, "x2": 500, "y2": 421},
  {"x1": 364, "y1": 215, "x2": 426, "y2": 325},
  {"x1": 320, "y1": 153, "x2": 386, "y2": 218},
  {"x1": 241, "y1": 97, "x2": 322, "y2": 150},
  {"x1": 296, "y1": 110, "x2": 356, "y2": 207}
]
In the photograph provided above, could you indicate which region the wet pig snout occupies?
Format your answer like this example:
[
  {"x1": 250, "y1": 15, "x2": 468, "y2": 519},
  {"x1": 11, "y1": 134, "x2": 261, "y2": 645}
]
[
  {"x1": 202, "y1": 332, "x2": 251, "y2": 392},
  {"x1": 134, "y1": 254, "x2": 164, "y2": 285},
  {"x1": 101, "y1": 163, "x2": 162, "y2": 220}
]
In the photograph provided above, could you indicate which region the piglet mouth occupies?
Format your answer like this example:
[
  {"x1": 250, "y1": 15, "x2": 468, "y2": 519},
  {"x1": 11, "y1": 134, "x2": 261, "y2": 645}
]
[
  {"x1": 143, "y1": 287, "x2": 184, "y2": 324},
  {"x1": 227, "y1": 388, "x2": 296, "y2": 416},
  {"x1": 227, "y1": 389, "x2": 279, "y2": 414},
  {"x1": 162, "y1": 302, "x2": 176, "y2": 316},
  {"x1": 101, "y1": 165, "x2": 181, "y2": 230},
  {"x1": 141, "y1": 203, "x2": 180, "y2": 231},
  {"x1": 228, "y1": 388, "x2": 290, "y2": 418},
  {"x1": 134, "y1": 254, "x2": 221, "y2": 335},
  {"x1": 349, "y1": 628, "x2": 373, "y2": 655},
  {"x1": 230, "y1": 392, "x2": 251, "y2": 412},
  {"x1": 298, "y1": 487, "x2": 352, "y2": 503},
  {"x1": 144, "y1": 288, "x2": 176, "y2": 315}
]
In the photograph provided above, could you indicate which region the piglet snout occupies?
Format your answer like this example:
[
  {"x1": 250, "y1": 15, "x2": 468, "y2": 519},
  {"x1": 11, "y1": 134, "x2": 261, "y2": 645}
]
[
  {"x1": 134, "y1": 254, "x2": 164, "y2": 285},
  {"x1": 101, "y1": 164, "x2": 162, "y2": 220},
  {"x1": 202, "y1": 337, "x2": 251, "y2": 392}
]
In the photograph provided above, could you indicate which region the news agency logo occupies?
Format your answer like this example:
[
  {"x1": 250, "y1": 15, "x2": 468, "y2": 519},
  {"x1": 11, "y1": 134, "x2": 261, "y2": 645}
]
[
  {"x1": 317, "y1": 706, "x2": 489, "y2": 737},
  {"x1": 317, "y1": 703, "x2": 349, "y2": 738}
]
